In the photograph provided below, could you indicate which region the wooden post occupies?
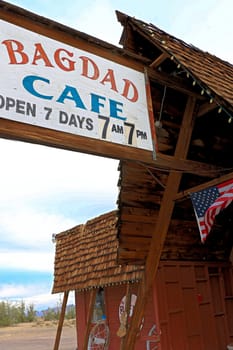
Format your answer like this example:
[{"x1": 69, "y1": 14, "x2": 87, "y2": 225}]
[
  {"x1": 123, "y1": 96, "x2": 197, "y2": 349},
  {"x1": 83, "y1": 289, "x2": 97, "y2": 350},
  {"x1": 53, "y1": 290, "x2": 69, "y2": 350},
  {"x1": 119, "y1": 283, "x2": 132, "y2": 349}
]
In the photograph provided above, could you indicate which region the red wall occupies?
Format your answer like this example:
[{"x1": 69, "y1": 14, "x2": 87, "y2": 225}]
[
  {"x1": 105, "y1": 284, "x2": 159, "y2": 349},
  {"x1": 75, "y1": 284, "x2": 159, "y2": 349},
  {"x1": 156, "y1": 261, "x2": 233, "y2": 350},
  {"x1": 75, "y1": 291, "x2": 89, "y2": 348},
  {"x1": 75, "y1": 261, "x2": 233, "y2": 349}
]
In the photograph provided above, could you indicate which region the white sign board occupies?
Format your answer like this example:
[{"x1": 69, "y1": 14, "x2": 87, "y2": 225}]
[{"x1": 0, "y1": 20, "x2": 154, "y2": 151}]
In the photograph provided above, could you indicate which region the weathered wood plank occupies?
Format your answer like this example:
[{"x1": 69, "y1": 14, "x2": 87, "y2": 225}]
[
  {"x1": 119, "y1": 222, "x2": 155, "y2": 237},
  {"x1": 175, "y1": 171, "x2": 233, "y2": 200},
  {"x1": 123, "y1": 96, "x2": 197, "y2": 349},
  {"x1": 117, "y1": 249, "x2": 147, "y2": 263},
  {"x1": 150, "y1": 53, "x2": 169, "y2": 68},
  {"x1": 120, "y1": 207, "x2": 157, "y2": 223},
  {"x1": 119, "y1": 236, "x2": 151, "y2": 249},
  {"x1": 53, "y1": 290, "x2": 69, "y2": 350},
  {"x1": 119, "y1": 191, "x2": 162, "y2": 206},
  {"x1": 0, "y1": 119, "x2": 222, "y2": 176},
  {"x1": 82, "y1": 289, "x2": 97, "y2": 350}
]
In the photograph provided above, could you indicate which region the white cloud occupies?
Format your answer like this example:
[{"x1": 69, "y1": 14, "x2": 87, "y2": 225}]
[
  {"x1": 0, "y1": 139, "x2": 119, "y2": 202},
  {"x1": 0, "y1": 283, "x2": 75, "y2": 310},
  {"x1": 0, "y1": 249, "x2": 54, "y2": 272},
  {"x1": 0, "y1": 283, "x2": 43, "y2": 299},
  {"x1": 25, "y1": 291, "x2": 75, "y2": 310},
  {"x1": 0, "y1": 205, "x2": 78, "y2": 248}
]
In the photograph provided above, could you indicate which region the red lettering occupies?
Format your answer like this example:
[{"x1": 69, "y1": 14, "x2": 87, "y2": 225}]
[
  {"x1": 54, "y1": 48, "x2": 75, "y2": 71},
  {"x1": 100, "y1": 69, "x2": 118, "y2": 92},
  {"x1": 2, "y1": 39, "x2": 28, "y2": 64},
  {"x1": 121, "y1": 79, "x2": 138, "y2": 102},
  {"x1": 31, "y1": 43, "x2": 54, "y2": 67},
  {"x1": 79, "y1": 55, "x2": 99, "y2": 80},
  {"x1": 2, "y1": 39, "x2": 140, "y2": 104}
]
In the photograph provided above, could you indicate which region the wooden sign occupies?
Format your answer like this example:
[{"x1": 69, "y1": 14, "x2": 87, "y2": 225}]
[{"x1": 0, "y1": 6, "x2": 156, "y2": 161}]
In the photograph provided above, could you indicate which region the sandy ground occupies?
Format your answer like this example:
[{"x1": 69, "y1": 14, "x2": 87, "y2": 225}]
[{"x1": 0, "y1": 320, "x2": 77, "y2": 350}]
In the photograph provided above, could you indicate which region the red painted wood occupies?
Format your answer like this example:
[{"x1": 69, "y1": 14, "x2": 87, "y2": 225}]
[{"x1": 75, "y1": 262, "x2": 233, "y2": 349}]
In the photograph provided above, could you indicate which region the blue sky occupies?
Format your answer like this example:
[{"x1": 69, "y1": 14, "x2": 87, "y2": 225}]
[{"x1": 0, "y1": 0, "x2": 232, "y2": 310}]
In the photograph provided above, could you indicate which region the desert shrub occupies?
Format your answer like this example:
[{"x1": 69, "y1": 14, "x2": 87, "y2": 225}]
[
  {"x1": 26, "y1": 303, "x2": 36, "y2": 322},
  {"x1": 66, "y1": 305, "x2": 75, "y2": 319},
  {"x1": 0, "y1": 301, "x2": 11, "y2": 326},
  {"x1": 42, "y1": 307, "x2": 60, "y2": 321},
  {"x1": 0, "y1": 300, "x2": 36, "y2": 327}
]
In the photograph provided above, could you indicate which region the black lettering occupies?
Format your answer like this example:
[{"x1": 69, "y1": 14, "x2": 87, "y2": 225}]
[
  {"x1": 98, "y1": 115, "x2": 110, "y2": 139},
  {"x1": 44, "y1": 107, "x2": 52, "y2": 120},
  {"x1": 76, "y1": 115, "x2": 85, "y2": 128},
  {"x1": 59, "y1": 110, "x2": 68, "y2": 124},
  {"x1": 26, "y1": 102, "x2": 36, "y2": 117},
  {"x1": 86, "y1": 118, "x2": 93, "y2": 130},
  {"x1": 6, "y1": 97, "x2": 15, "y2": 110},
  {"x1": 68, "y1": 114, "x2": 78, "y2": 127},
  {"x1": 0, "y1": 95, "x2": 5, "y2": 108},
  {"x1": 112, "y1": 124, "x2": 124, "y2": 134},
  {"x1": 0, "y1": 95, "x2": 36, "y2": 116},
  {"x1": 16, "y1": 100, "x2": 25, "y2": 114},
  {"x1": 124, "y1": 122, "x2": 135, "y2": 145}
]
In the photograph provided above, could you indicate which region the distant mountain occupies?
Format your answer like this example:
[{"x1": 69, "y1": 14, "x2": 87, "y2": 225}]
[{"x1": 37, "y1": 304, "x2": 75, "y2": 319}]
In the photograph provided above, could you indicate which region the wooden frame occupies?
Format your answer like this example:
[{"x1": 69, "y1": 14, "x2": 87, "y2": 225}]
[{"x1": 0, "y1": 2, "x2": 156, "y2": 163}]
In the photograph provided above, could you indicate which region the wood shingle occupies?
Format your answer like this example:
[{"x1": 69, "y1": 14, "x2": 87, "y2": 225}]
[
  {"x1": 52, "y1": 211, "x2": 143, "y2": 293},
  {"x1": 117, "y1": 11, "x2": 233, "y2": 110}
]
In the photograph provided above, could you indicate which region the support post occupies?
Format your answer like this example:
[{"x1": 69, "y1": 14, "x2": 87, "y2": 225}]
[
  {"x1": 53, "y1": 290, "x2": 69, "y2": 350},
  {"x1": 119, "y1": 283, "x2": 132, "y2": 349},
  {"x1": 83, "y1": 289, "x2": 97, "y2": 350},
  {"x1": 123, "y1": 96, "x2": 196, "y2": 349}
]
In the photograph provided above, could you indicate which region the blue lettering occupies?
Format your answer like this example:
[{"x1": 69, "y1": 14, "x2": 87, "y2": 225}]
[
  {"x1": 57, "y1": 85, "x2": 86, "y2": 109},
  {"x1": 109, "y1": 99, "x2": 125, "y2": 120},
  {"x1": 22, "y1": 75, "x2": 126, "y2": 120},
  {"x1": 90, "y1": 93, "x2": 106, "y2": 113},
  {"x1": 22, "y1": 75, "x2": 52, "y2": 100}
]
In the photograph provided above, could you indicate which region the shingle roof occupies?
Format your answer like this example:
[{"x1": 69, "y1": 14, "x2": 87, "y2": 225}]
[
  {"x1": 117, "y1": 12, "x2": 233, "y2": 110},
  {"x1": 52, "y1": 211, "x2": 143, "y2": 293}
]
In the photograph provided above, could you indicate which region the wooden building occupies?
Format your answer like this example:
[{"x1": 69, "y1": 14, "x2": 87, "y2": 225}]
[
  {"x1": 52, "y1": 12, "x2": 233, "y2": 350},
  {"x1": 115, "y1": 11, "x2": 233, "y2": 349},
  {"x1": 0, "y1": 1, "x2": 232, "y2": 349},
  {"x1": 52, "y1": 211, "x2": 154, "y2": 350},
  {"x1": 53, "y1": 210, "x2": 233, "y2": 350}
]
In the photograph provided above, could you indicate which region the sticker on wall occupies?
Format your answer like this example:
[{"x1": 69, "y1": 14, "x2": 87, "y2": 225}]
[
  {"x1": 88, "y1": 320, "x2": 109, "y2": 350},
  {"x1": 117, "y1": 294, "x2": 144, "y2": 338}
]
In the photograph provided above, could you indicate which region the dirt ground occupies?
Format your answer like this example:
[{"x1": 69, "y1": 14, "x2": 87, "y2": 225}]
[{"x1": 0, "y1": 320, "x2": 77, "y2": 350}]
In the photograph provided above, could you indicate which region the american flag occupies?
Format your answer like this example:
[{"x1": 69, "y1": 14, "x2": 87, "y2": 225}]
[{"x1": 190, "y1": 179, "x2": 233, "y2": 242}]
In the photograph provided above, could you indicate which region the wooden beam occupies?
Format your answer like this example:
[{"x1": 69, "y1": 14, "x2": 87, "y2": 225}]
[
  {"x1": 197, "y1": 101, "x2": 217, "y2": 117},
  {"x1": 119, "y1": 283, "x2": 132, "y2": 350},
  {"x1": 123, "y1": 96, "x2": 196, "y2": 349},
  {"x1": 53, "y1": 290, "x2": 69, "y2": 350},
  {"x1": 147, "y1": 67, "x2": 204, "y2": 99},
  {"x1": 0, "y1": 118, "x2": 222, "y2": 176},
  {"x1": 175, "y1": 171, "x2": 233, "y2": 201},
  {"x1": 149, "y1": 53, "x2": 168, "y2": 68},
  {"x1": 83, "y1": 289, "x2": 97, "y2": 350},
  {"x1": 150, "y1": 154, "x2": 221, "y2": 176}
]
